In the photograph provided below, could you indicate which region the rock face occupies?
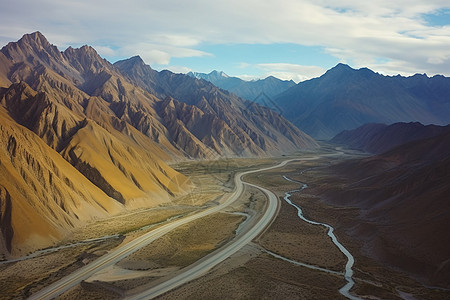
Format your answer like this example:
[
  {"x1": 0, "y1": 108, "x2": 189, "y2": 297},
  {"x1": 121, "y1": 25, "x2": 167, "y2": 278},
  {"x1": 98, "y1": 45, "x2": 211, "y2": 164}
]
[
  {"x1": 274, "y1": 63, "x2": 450, "y2": 139},
  {"x1": 0, "y1": 107, "x2": 124, "y2": 255},
  {"x1": 0, "y1": 32, "x2": 317, "y2": 256},
  {"x1": 325, "y1": 132, "x2": 450, "y2": 287},
  {"x1": 187, "y1": 70, "x2": 296, "y2": 101},
  {"x1": 114, "y1": 56, "x2": 318, "y2": 157},
  {"x1": 331, "y1": 122, "x2": 450, "y2": 154}
]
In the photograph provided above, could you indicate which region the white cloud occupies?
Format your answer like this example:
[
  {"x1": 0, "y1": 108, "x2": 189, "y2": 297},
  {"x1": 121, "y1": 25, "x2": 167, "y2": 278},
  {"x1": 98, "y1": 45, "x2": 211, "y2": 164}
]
[
  {"x1": 92, "y1": 45, "x2": 116, "y2": 57},
  {"x1": 162, "y1": 65, "x2": 193, "y2": 74},
  {"x1": 256, "y1": 63, "x2": 327, "y2": 83},
  {"x1": 119, "y1": 43, "x2": 212, "y2": 65},
  {"x1": 1, "y1": 0, "x2": 450, "y2": 77}
]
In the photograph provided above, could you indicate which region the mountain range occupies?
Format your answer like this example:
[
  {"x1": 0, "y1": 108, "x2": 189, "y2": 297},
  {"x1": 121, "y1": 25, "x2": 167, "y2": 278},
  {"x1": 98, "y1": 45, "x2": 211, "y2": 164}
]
[
  {"x1": 0, "y1": 32, "x2": 317, "y2": 256},
  {"x1": 331, "y1": 122, "x2": 450, "y2": 154},
  {"x1": 274, "y1": 63, "x2": 450, "y2": 140},
  {"x1": 187, "y1": 70, "x2": 296, "y2": 101}
]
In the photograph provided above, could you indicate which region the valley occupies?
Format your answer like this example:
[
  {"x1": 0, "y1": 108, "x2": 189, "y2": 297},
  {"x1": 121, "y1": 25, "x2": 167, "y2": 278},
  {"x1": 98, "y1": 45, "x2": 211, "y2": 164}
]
[{"x1": 1, "y1": 146, "x2": 447, "y2": 299}]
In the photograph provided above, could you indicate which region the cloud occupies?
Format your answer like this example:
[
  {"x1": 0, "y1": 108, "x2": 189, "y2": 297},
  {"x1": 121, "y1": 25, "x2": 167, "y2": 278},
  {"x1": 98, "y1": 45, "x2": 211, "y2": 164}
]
[
  {"x1": 163, "y1": 65, "x2": 193, "y2": 74},
  {"x1": 1, "y1": 0, "x2": 450, "y2": 77},
  {"x1": 256, "y1": 63, "x2": 326, "y2": 82},
  {"x1": 119, "y1": 42, "x2": 212, "y2": 65},
  {"x1": 92, "y1": 45, "x2": 116, "y2": 57}
]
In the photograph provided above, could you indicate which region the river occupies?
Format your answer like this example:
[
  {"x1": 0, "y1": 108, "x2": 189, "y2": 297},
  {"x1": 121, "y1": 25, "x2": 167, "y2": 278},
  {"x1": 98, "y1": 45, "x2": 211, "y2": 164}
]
[{"x1": 282, "y1": 175, "x2": 361, "y2": 300}]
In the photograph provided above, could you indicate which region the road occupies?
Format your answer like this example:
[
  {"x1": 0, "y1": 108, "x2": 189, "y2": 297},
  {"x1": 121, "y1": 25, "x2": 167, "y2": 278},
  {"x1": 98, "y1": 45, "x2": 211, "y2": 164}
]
[
  {"x1": 124, "y1": 181, "x2": 279, "y2": 300},
  {"x1": 29, "y1": 158, "x2": 315, "y2": 300},
  {"x1": 124, "y1": 158, "x2": 322, "y2": 300}
]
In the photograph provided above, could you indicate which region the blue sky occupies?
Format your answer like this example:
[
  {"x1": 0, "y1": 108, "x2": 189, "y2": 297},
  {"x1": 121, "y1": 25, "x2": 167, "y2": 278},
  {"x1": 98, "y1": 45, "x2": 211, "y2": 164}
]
[{"x1": 1, "y1": 0, "x2": 450, "y2": 82}]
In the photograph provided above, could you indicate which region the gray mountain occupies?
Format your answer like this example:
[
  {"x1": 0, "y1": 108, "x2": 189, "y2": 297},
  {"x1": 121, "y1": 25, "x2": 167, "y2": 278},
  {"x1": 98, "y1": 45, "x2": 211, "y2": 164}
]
[
  {"x1": 331, "y1": 122, "x2": 450, "y2": 154},
  {"x1": 274, "y1": 63, "x2": 450, "y2": 140},
  {"x1": 187, "y1": 70, "x2": 296, "y2": 101}
]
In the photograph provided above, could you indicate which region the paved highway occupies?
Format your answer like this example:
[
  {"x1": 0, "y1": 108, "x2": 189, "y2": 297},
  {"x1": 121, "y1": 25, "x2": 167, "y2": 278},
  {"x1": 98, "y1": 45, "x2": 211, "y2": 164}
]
[
  {"x1": 29, "y1": 158, "x2": 313, "y2": 300},
  {"x1": 124, "y1": 158, "x2": 319, "y2": 300}
]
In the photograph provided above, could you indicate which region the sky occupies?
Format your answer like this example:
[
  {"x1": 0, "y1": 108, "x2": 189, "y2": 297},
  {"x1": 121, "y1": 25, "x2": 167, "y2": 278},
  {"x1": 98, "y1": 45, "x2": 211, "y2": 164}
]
[{"x1": 1, "y1": 0, "x2": 450, "y2": 82}]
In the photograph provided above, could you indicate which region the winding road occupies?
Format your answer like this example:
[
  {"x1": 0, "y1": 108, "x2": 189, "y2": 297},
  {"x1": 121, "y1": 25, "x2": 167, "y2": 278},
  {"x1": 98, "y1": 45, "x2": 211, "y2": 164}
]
[{"x1": 30, "y1": 158, "x2": 311, "y2": 300}]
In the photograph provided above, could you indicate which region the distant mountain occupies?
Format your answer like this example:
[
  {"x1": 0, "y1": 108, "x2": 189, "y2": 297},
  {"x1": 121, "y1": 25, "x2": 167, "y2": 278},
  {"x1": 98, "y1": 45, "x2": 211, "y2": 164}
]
[
  {"x1": 187, "y1": 70, "x2": 296, "y2": 101},
  {"x1": 274, "y1": 63, "x2": 450, "y2": 140},
  {"x1": 114, "y1": 56, "x2": 318, "y2": 158},
  {"x1": 326, "y1": 131, "x2": 450, "y2": 287},
  {"x1": 0, "y1": 32, "x2": 317, "y2": 256},
  {"x1": 331, "y1": 122, "x2": 450, "y2": 153}
]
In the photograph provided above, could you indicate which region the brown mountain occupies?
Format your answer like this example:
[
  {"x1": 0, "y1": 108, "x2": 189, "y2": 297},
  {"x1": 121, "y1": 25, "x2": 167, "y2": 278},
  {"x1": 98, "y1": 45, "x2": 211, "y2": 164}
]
[
  {"x1": 0, "y1": 80, "x2": 190, "y2": 257},
  {"x1": 331, "y1": 122, "x2": 450, "y2": 153},
  {"x1": 324, "y1": 132, "x2": 450, "y2": 287},
  {"x1": 0, "y1": 104, "x2": 124, "y2": 256},
  {"x1": 0, "y1": 32, "x2": 316, "y2": 256},
  {"x1": 114, "y1": 55, "x2": 319, "y2": 157}
]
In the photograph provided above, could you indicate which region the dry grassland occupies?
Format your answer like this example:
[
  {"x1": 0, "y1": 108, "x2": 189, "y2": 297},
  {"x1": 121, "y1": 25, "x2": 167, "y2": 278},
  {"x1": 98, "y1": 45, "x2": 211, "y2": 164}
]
[{"x1": 119, "y1": 212, "x2": 245, "y2": 271}]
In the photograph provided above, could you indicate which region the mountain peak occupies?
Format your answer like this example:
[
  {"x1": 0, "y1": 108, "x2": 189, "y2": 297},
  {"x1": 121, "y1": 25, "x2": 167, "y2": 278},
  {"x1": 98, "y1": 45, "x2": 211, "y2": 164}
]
[
  {"x1": 332, "y1": 63, "x2": 353, "y2": 72},
  {"x1": 323, "y1": 63, "x2": 378, "y2": 79},
  {"x1": 114, "y1": 55, "x2": 153, "y2": 75},
  {"x1": 16, "y1": 32, "x2": 56, "y2": 53},
  {"x1": 321, "y1": 63, "x2": 354, "y2": 78},
  {"x1": 78, "y1": 45, "x2": 101, "y2": 56},
  {"x1": 20, "y1": 31, "x2": 49, "y2": 44},
  {"x1": 1, "y1": 31, "x2": 62, "y2": 64},
  {"x1": 128, "y1": 55, "x2": 145, "y2": 64},
  {"x1": 208, "y1": 70, "x2": 229, "y2": 78}
]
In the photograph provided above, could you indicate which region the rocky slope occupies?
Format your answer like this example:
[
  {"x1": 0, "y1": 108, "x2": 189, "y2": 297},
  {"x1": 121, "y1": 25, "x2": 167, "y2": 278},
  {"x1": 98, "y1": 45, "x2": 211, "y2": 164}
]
[
  {"x1": 274, "y1": 63, "x2": 450, "y2": 139},
  {"x1": 331, "y1": 122, "x2": 450, "y2": 153},
  {"x1": 0, "y1": 32, "x2": 316, "y2": 256},
  {"x1": 0, "y1": 105, "x2": 124, "y2": 256},
  {"x1": 114, "y1": 55, "x2": 318, "y2": 157}
]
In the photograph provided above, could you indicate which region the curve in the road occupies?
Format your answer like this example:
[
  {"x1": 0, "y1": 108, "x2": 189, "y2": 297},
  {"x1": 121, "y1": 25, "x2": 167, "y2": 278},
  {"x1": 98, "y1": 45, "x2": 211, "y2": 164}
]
[
  {"x1": 29, "y1": 158, "x2": 311, "y2": 300},
  {"x1": 124, "y1": 158, "x2": 322, "y2": 300}
]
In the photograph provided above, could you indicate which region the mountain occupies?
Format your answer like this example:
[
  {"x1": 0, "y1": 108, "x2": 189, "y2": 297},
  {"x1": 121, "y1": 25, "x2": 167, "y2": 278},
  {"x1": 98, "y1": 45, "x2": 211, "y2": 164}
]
[
  {"x1": 187, "y1": 70, "x2": 296, "y2": 101},
  {"x1": 114, "y1": 56, "x2": 318, "y2": 157},
  {"x1": 331, "y1": 122, "x2": 450, "y2": 153},
  {"x1": 274, "y1": 63, "x2": 450, "y2": 139},
  {"x1": 0, "y1": 32, "x2": 317, "y2": 256},
  {"x1": 325, "y1": 132, "x2": 450, "y2": 287},
  {"x1": 0, "y1": 103, "x2": 124, "y2": 255},
  {"x1": 188, "y1": 70, "x2": 231, "y2": 83}
]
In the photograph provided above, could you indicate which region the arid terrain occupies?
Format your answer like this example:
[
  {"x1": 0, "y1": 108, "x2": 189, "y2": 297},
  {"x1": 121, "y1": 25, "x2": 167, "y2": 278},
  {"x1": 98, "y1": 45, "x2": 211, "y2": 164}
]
[
  {"x1": 153, "y1": 149, "x2": 449, "y2": 300},
  {"x1": 0, "y1": 155, "x2": 278, "y2": 299},
  {"x1": 1, "y1": 147, "x2": 449, "y2": 300}
]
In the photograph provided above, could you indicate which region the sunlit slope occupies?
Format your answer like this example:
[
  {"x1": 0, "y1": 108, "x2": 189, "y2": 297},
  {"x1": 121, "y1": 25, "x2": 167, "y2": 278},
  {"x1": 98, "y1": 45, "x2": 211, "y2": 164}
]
[
  {"x1": 0, "y1": 81, "x2": 190, "y2": 257},
  {"x1": 61, "y1": 119, "x2": 191, "y2": 208},
  {"x1": 0, "y1": 108, "x2": 123, "y2": 256}
]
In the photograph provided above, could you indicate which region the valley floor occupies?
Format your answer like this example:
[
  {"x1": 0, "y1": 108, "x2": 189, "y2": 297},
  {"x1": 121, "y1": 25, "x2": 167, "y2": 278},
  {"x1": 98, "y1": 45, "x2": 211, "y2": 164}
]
[{"x1": 1, "y1": 147, "x2": 448, "y2": 300}]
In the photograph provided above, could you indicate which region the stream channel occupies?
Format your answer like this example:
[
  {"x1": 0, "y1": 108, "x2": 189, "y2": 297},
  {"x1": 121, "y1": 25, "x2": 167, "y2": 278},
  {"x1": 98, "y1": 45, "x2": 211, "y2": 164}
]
[{"x1": 282, "y1": 175, "x2": 361, "y2": 300}]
